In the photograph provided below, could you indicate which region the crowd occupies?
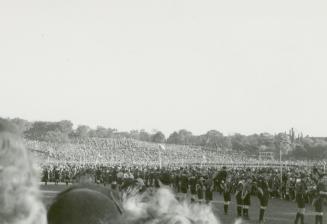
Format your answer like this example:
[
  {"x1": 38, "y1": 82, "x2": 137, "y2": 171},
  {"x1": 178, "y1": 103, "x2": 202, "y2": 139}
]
[
  {"x1": 2, "y1": 119, "x2": 327, "y2": 224},
  {"x1": 1, "y1": 118, "x2": 222, "y2": 224},
  {"x1": 25, "y1": 138, "x2": 327, "y2": 168},
  {"x1": 40, "y1": 162, "x2": 327, "y2": 224}
]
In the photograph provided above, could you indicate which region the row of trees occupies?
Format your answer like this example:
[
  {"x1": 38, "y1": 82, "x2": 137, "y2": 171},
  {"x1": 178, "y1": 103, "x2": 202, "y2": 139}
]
[{"x1": 5, "y1": 117, "x2": 327, "y2": 160}]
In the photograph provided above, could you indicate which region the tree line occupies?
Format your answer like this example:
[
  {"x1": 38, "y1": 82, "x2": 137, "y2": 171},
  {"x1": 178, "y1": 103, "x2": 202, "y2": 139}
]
[{"x1": 5, "y1": 117, "x2": 327, "y2": 160}]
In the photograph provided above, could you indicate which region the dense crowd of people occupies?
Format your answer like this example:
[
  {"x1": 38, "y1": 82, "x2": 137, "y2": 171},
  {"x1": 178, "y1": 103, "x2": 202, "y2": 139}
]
[
  {"x1": 25, "y1": 138, "x2": 327, "y2": 168},
  {"x1": 1, "y1": 118, "x2": 222, "y2": 224},
  {"x1": 41, "y1": 162, "x2": 327, "y2": 224},
  {"x1": 2, "y1": 119, "x2": 327, "y2": 224}
]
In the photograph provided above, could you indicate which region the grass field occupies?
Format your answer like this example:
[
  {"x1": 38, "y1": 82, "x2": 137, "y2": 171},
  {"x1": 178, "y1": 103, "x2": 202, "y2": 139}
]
[{"x1": 41, "y1": 184, "x2": 325, "y2": 224}]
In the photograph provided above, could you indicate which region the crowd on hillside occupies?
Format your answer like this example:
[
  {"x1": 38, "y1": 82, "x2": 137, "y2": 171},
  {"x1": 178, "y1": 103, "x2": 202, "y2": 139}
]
[{"x1": 25, "y1": 138, "x2": 327, "y2": 168}]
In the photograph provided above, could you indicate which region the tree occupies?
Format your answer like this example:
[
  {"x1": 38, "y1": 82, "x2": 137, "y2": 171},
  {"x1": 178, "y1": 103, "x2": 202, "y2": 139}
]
[
  {"x1": 129, "y1": 130, "x2": 140, "y2": 140},
  {"x1": 151, "y1": 131, "x2": 166, "y2": 143},
  {"x1": 75, "y1": 125, "x2": 91, "y2": 138},
  {"x1": 178, "y1": 129, "x2": 193, "y2": 145},
  {"x1": 167, "y1": 132, "x2": 182, "y2": 144},
  {"x1": 42, "y1": 130, "x2": 70, "y2": 143},
  {"x1": 25, "y1": 121, "x2": 50, "y2": 140},
  {"x1": 289, "y1": 128, "x2": 295, "y2": 144},
  {"x1": 24, "y1": 120, "x2": 73, "y2": 141},
  {"x1": 231, "y1": 133, "x2": 247, "y2": 151},
  {"x1": 204, "y1": 130, "x2": 224, "y2": 148},
  {"x1": 10, "y1": 118, "x2": 32, "y2": 135},
  {"x1": 56, "y1": 120, "x2": 73, "y2": 134},
  {"x1": 274, "y1": 133, "x2": 291, "y2": 154},
  {"x1": 139, "y1": 130, "x2": 151, "y2": 142}
]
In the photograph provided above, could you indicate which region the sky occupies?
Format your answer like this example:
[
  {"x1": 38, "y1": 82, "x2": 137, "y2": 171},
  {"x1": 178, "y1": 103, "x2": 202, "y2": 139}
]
[{"x1": 1, "y1": 0, "x2": 327, "y2": 137}]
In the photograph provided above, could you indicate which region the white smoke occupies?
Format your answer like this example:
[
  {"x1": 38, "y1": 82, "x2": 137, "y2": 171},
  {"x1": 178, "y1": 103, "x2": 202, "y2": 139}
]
[{"x1": 122, "y1": 187, "x2": 220, "y2": 224}]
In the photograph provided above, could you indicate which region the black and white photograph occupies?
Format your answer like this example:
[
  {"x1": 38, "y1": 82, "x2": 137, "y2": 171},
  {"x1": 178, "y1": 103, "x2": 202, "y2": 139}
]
[{"x1": 1, "y1": 1, "x2": 327, "y2": 224}]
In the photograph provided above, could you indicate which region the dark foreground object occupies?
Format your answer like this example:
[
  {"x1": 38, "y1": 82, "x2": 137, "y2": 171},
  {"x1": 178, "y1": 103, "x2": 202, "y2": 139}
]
[{"x1": 47, "y1": 185, "x2": 123, "y2": 224}]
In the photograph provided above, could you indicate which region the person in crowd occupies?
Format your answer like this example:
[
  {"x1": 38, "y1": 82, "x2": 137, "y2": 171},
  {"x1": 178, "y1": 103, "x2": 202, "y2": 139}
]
[
  {"x1": 54, "y1": 166, "x2": 60, "y2": 185},
  {"x1": 180, "y1": 170, "x2": 189, "y2": 201},
  {"x1": 0, "y1": 119, "x2": 47, "y2": 224},
  {"x1": 189, "y1": 172, "x2": 198, "y2": 202},
  {"x1": 312, "y1": 191, "x2": 324, "y2": 224},
  {"x1": 256, "y1": 175, "x2": 270, "y2": 224},
  {"x1": 196, "y1": 175, "x2": 204, "y2": 203},
  {"x1": 220, "y1": 175, "x2": 232, "y2": 215},
  {"x1": 215, "y1": 166, "x2": 227, "y2": 193},
  {"x1": 235, "y1": 181, "x2": 244, "y2": 217},
  {"x1": 294, "y1": 174, "x2": 307, "y2": 224},
  {"x1": 47, "y1": 184, "x2": 124, "y2": 224},
  {"x1": 241, "y1": 177, "x2": 252, "y2": 220},
  {"x1": 42, "y1": 165, "x2": 49, "y2": 185},
  {"x1": 204, "y1": 174, "x2": 214, "y2": 205},
  {"x1": 312, "y1": 173, "x2": 327, "y2": 224}
]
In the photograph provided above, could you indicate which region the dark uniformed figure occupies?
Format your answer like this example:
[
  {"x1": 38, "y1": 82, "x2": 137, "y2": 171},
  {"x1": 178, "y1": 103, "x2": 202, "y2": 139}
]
[
  {"x1": 220, "y1": 176, "x2": 232, "y2": 215},
  {"x1": 196, "y1": 176, "x2": 204, "y2": 203},
  {"x1": 173, "y1": 172, "x2": 180, "y2": 193},
  {"x1": 257, "y1": 177, "x2": 269, "y2": 224},
  {"x1": 95, "y1": 167, "x2": 102, "y2": 184},
  {"x1": 180, "y1": 171, "x2": 189, "y2": 191},
  {"x1": 235, "y1": 181, "x2": 244, "y2": 217},
  {"x1": 159, "y1": 171, "x2": 171, "y2": 186},
  {"x1": 63, "y1": 168, "x2": 70, "y2": 186},
  {"x1": 294, "y1": 175, "x2": 307, "y2": 224},
  {"x1": 189, "y1": 174, "x2": 198, "y2": 202},
  {"x1": 204, "y1": 176, "x2": 214, "y2": 205},
  {"x1": 42, "y1": 167, "x2": 49, "y2": 185},
  {"x1": 214, "y1": 166, "x2": 227, "y2": 193},
  {"x1": 312, "y1": 174, "x2": 327, "y2": 224},
  {"x1": 312, "y1": 193, "x2": 324, "y2": 224},
  {"x1": 242, "y1": 179, "x2": 252, "y2": 219},
  {"x1": 178, "y1": 170, "x2": 189, "y2": 201},
  {"x1": 154, "y1": 170, "x2": 160, "y2": 188},
  {"x1": 54, "y1": 167, "x2": 60, "y2": 185}
]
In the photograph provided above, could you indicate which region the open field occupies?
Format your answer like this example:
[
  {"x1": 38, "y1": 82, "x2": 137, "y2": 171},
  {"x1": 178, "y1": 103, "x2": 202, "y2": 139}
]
[{"x1": 41, "y1": 184, "x2": 325, "y2": 224}]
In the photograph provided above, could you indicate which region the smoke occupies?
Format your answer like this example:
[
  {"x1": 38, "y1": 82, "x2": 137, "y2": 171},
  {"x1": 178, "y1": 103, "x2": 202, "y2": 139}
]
[{"x1": 122, "y1": 187, "x2": 220, "y2": 224}]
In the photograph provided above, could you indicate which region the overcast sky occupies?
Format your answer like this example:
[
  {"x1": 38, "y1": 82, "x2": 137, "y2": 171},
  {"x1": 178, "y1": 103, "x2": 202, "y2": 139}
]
[{"x1": 1, "y1": 0, "x2": 327, "y2": 136}]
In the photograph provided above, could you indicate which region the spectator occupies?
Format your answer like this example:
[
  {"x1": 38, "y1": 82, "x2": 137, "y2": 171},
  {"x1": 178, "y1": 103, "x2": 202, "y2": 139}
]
[{"x1": 0, "y1": 119, "x2": 47, "y2": 224}]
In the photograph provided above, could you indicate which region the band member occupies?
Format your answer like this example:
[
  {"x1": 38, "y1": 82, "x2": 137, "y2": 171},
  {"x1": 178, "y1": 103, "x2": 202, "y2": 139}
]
[
  {"x1": 294, "y1": 175, "x2": 307, "y2": 224},
  {"x1": 173, "y1": 171, "x2": 181, "y2": 193},
  {"x1": 312, "y1": 193, "x2": 324, "y2": 224},
  {"x1": 63, "y1": 168, "x2": 70, "y2": 186},
  {"x1": 220, "y1": 176, "x2": 232, "y2": 215},
  {"x1": 285, "y1": 177, "x2": 291, "y2": 200},
  {"x1": 180, "y1": 170, "x2": 189, "y2": 200},
  {"x1": 312, "y1": 174, "x2": 327, "y2": 224},
  {"x1": 189, "y1": 173, "x2": 198, "y2": 202},
  {"x1": 42, "y1": 166, "x2": 49, "y2": 185},
  {"x1": 235, "y1": 181, "x2": 244, "y2": 217},
  {"x1": 204, "y1": 175, "x2": 214, "y2": 205},
  {"x1": 213, "y1": 166, "x2": 227, "y2": 193},
  {"x1": 54, "y1": 166, "x2": 60, "y2": 185},
  {"x1": 257, "y1": 176, "x2": 269, "y2": 224},
  {"x1": 242, "y1": 178, "x2": 252, "y2": 219},
  {"x1": 196, "y1": 176, "x2": 204, "y2": 203}
]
